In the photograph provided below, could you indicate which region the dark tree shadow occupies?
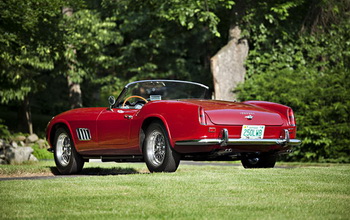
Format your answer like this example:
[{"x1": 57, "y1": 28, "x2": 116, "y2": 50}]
[{"x1": 48, "y1": 166, "x2": 141, "y2": 176}]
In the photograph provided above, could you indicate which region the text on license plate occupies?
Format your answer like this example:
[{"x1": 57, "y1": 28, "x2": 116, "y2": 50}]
[{"x1": 241, "y1": 125, "x2": 265, "y2": 139}]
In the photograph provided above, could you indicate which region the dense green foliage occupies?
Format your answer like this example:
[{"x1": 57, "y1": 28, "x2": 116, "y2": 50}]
[
  {"x1": 31, "y1": 144, "x2": 54, "y2": 160},
  {"x1": 0, "y1": 0, "x2": 349, "y2": 162},
  {"x1": 86, "y1": 0, "x2": 233, "y2": 96},
  {"x1": 237, "y1": 0, "x2": 350, "y2": 162},
  {"x1": 0, "y1": 119, "x2": 10, "y2": 139}
]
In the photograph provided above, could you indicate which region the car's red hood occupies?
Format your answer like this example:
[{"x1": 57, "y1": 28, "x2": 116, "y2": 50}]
[{"x1": 180, "y1": 100, "x2": 284, "y2": 126}]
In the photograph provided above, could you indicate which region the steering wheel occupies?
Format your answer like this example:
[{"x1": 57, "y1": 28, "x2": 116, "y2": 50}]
[{"x1": 122, "y1": 95, "x2": 148, "y2": 108}]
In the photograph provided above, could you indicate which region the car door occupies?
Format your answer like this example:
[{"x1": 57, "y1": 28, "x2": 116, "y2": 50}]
[{"x1": 96, "y1": 108, "x2": 139, "y2": 148}]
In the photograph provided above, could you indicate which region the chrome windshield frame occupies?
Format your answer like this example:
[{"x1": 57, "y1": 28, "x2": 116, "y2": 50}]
[
  {"x1": 115, "y1": 80, "x2": 210, "y2": 107},
  {"x1": 124, "y1": 80, "x2": 209, "y2": 90}
]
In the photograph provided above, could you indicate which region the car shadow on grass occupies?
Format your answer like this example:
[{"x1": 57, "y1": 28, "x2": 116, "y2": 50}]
[
  {"x1": 49, "y1": 166, "x2": 142, "y2": 176},
  {"x1": 0, "y1": 167, "x2": 143, "y2": 181}
]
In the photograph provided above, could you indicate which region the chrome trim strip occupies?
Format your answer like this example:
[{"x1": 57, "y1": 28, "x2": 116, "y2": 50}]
[
  {"x1": 76, "y1": 128, "x2": 91, "y2": 141},
  {"x1": 81, "y1": 129, "x2": 86, "y2": 140},
  {"x1": 175, "y1": 129, "x2": 301, "y2": 147},
  {"x1": 84, "y1": 129, "x2": 89, "y2": 140},
  {"x1": 175, "y1": 138, "x2": 301, "y2": 146},
  {"x1": 125, "y1": 80, "x2": 209, "y2": 90},
  {"x1": 78, "y1": 129, "x2": 82, "y2": 140}
]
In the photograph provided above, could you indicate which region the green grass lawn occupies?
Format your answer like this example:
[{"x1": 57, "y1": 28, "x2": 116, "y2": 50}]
[{"x1": 0, "y1": 161, "x2": 349, "y2": 219}]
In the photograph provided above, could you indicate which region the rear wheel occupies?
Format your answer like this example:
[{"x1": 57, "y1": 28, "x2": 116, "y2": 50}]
[
  {"x1": 54, "y1": 127, "x2": 84, "y2": 174},
  {"x1": 143, "y1": 122, "x2": 180, "y2": 172},
  {"x1": 241, "y1": 153, "x2": 277, "y2": 168}
]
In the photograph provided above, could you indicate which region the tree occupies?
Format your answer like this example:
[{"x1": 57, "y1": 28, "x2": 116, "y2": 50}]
[
  {"x1": 62, "y1": 7, "x2": 83, "y2": 109},
  {"x1": 0, "y1": 0, "x2": 119, "y2": 134},
  {"x1": 59, "y1": 4, "x2": 119, "y2": 108},
  {"x1": 94, "y1": 0, "x2": 233, "y2": 85},
  {"x1": 0, "y1": 0, "x2": 65, "y2": 133},
  {"x1": 211, "y1": 0, "x2": 248, "y2": 101},
  {"x1": 65, "y1": 1, "x2": 127, "y2": 102}
]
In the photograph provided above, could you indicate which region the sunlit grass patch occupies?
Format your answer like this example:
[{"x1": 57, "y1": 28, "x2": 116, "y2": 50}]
[{"x1": 0, "y1": 161, "x2": 349, "y2": 219}]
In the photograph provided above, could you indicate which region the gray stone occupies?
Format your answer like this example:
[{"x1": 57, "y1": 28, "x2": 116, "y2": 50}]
[
  {"x1": 13, "y1": 135, "x2": 26, "y2": 142},
  {"x1": 19, "y1": 141, "x2": 25, "y2": 147},
  {"x1": 5, "y1": 146, "x2": 34, "y2": 164},
  {"x1": 26, "y1": 134, "x2": 39, "y2": 143},
  {"x1": 37, "y1": 139, "x2": 47, "y2": 149},
  {"x1": 29, "y1": 154, "x2": 38, "y2": 162},
  {"x1": 10, "y1": 141, "x2": 18, "y2": 148}
]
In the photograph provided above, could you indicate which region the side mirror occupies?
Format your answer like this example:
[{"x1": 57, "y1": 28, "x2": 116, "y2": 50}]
[{"x1": 108, "y1": 96, "x2": 116, "y2": 110}]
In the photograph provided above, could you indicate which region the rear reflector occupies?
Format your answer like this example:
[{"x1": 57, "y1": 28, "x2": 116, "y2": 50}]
[
  {"x1": 199, "y1": 107, "x2": 207, "y2": 125},
  {"x1": 208, "y1": 127, "x2": 216, "y2": 133}
]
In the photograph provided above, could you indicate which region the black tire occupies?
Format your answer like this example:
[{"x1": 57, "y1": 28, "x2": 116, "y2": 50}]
[
  {"x1": 241, "y1": 152, "x2": 277, "y2": 168},
  {"x1": 143, "y1": 122, "x2": 180, "y2": 172},
  {"x1": 54, "y1": 127, "x2": 84, "y2": 174}
]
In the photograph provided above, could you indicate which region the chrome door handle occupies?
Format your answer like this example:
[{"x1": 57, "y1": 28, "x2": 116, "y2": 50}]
[{"x1": 124, "y1": 114, "x2": 133, "y2": 119}]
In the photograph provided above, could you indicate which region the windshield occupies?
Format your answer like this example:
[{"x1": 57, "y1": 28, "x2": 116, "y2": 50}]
[{"x1": 116, "y1": 80, "x2": 210, "y2": 109}]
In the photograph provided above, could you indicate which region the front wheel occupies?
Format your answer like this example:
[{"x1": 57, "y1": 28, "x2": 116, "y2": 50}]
[
  {"x1": 241, "y1": 153, "x2": 277, "y2": 168},
  {"x1": 54, "y1": 127, "x2": 84, "y2": 174},
  {"x1": 143, "y1": 122, "x2": 180, "y2": 172}
]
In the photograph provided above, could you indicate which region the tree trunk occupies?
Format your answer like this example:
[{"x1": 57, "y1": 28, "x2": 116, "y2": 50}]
[
  {"x1": 63, "y1": 7, "x2": 83, "y2": 109},
  {"x1": 17, "y1": 96, "x2": 33, "y2": 134},
  {"x1": 67, "y1": 75, "x2": 83, "y2": 109},
  {"x1": 210, "y1": 0, "x2": 248, "y2": 101}
]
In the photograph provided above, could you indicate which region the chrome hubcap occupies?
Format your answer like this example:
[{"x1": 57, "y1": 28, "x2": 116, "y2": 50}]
[
  {"x1": 147, "y1": 130, "x2": 166, "y2": 166},
  {"x1": 56, "y1": 133, "x2": 72, "y2": 166}
]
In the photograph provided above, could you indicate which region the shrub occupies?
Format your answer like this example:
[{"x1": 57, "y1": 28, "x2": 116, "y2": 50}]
[
  {"x1": 31, "y1": 144, "x2": 54, "y2": 160},
  {"x1": 0, "y1": 119, "x2": 10, "y2": 139},
  {"x1": 238, "y1": 19, "x2": 350, "y2": 162}
]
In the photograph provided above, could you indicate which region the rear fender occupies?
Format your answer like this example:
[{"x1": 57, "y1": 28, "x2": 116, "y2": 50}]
[
  {"x1": 141, "y1": 114, "x2": 173, "y2": 149},
  {"x1": 139, "y1": 101, "x2": 200, "y2": 151}
]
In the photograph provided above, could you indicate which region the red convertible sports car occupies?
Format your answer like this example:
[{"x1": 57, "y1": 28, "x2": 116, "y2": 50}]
[{"x1": 46, "y1": 80, "x2": 301, "y2": 174}]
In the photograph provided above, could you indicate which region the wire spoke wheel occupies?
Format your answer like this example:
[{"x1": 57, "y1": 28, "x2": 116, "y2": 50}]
[
  {"x1": 56, "y1": 133, "x2": 72, "y2": 166},
  {"x1": 54, "y1": 127, "x2": 84, "y2": 174},
  {"x1": 147, "y1": 131, "x2": 166, "y2": 166},
  {"x1": 143, "y1": 122, "x2": 180, "y2": 172}
]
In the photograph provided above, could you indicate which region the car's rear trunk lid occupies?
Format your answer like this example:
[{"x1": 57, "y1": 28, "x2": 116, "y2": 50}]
[{"x1": 182, "y1": 100, "x2": 284, "y2": 126}]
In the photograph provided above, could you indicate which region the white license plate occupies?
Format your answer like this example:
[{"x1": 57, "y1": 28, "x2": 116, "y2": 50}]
[{"x1": 241, "y1": 125, "x2": 265, "y2": 139}]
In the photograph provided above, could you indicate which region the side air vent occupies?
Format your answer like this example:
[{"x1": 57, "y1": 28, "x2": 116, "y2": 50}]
[{"x1": 76, "y1": 128, "x2": 91, "y2": 141}]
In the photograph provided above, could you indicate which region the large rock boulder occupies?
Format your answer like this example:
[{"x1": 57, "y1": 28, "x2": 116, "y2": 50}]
[
  {"x1": 26, "y1": 134, "x2": 39, "y2": 143},
  {"x1": 5, "y1": 146, "x2": 36, "y2": 164},
  {"x1": 0, "y1": 134, "x2": 41, "y2": 164},
  {"x1": 13, "y1": 135, "x2": 26, "y2": 142},
  {"x1": 36, "y1": 139, "x2": 48, "y2": 149},
  {"x1": 211, "y1": 26, "x2": 249, "y2": 101},
  {"x1": 0, "y1": 139, "x2": 6, "y2": 164}
]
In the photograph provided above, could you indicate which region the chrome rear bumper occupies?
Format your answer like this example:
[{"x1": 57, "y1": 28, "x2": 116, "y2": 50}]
[{"x1": 175, "y1": 129, "x2": 301, "y2": 147}]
